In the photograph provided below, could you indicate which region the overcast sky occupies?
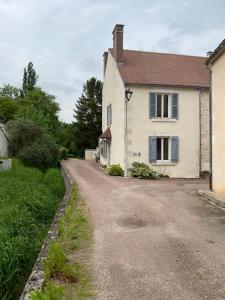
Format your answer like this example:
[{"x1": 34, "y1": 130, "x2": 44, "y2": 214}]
[{"x1": 0, "y1": 0, "x2": 225, "y2": 123}]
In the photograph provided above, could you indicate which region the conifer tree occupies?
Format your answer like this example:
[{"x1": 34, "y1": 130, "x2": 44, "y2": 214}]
[{"x1": 73, "y1": 77, "x2": 102, "y2": 152}]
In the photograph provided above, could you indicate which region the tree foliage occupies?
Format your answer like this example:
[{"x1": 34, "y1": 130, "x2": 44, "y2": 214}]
[
  {"x1": 7, "y1": 119, "x2": 59, "y2": 170},
  {"x1": 22, "y1": 62, "x2": 38, "y2": 93},
  {"x1": 73, "y1": 77, "x2": 102, "y2": 152}
]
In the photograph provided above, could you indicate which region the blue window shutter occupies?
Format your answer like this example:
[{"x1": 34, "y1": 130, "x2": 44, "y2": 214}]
[
  {"x1": 107, "y1": 106, "x2": 109, "y2": 126},
  {"x1": 149, "y1": 137, "x2": 157, "y2": 163},
  {"x1": 171, "y1": 93, "x2": 179, "y2": 119},
  {"x1": 171, "y1": 136, "x2": 179, "y2": 162},
  {"x1": 149, "y1": 93, "x2": 156, "y2": 118}
]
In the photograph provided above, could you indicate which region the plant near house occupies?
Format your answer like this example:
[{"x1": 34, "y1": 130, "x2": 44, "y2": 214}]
[
  {"x1": 107, "y1": 164, "x2": 124, "y2": 176},
  {"x1": 129, "y1": 162, "x2": 168, "y2": 179},
  {"x1": 59, "y1": 147, "x2": 69, "y2": 160}
]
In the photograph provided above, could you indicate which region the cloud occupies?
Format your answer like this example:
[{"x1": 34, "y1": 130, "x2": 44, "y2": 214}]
[{"x1": 0, "y1": 0, "x2": 225, "y2": 122}]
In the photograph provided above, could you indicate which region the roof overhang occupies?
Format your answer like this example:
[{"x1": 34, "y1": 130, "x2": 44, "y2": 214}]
[
  {"x1": 206, "y1": 39, "x2": 225, "y2": 66},
  {"x1": 99, "y1": 127, "x2": 111, "y2": 141}
]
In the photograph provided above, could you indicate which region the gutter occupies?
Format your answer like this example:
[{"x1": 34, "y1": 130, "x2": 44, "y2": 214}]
[
  {"x1": 208, "y1": 67, "x2": 213, "y2": 190},
  {"x1": 199, "y1": 89, "x2": 202, "y2": 176}
]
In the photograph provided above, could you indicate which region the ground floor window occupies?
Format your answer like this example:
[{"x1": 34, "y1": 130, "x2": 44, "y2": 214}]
[
  {"x1": 149, "y1": 136, "x2": 179, "y2": 163},
  {"x1": 157, "y1": 137, "x2": 169, "y2": 161},
  {"x1": 100, "y1": 140, "x2": 108, "y2": 159}
]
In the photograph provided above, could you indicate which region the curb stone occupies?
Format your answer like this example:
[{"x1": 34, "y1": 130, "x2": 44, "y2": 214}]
[
  {"x1": 20, "y1": 162, "x2": 73, "y2": 300},
  {"x1": 198, "y1": 190, "x2": 225, "y2": 208}
]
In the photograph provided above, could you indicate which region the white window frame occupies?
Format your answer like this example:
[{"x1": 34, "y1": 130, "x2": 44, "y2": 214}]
[
  {"x1": 156, "y1": 137, "x2": 171, "y2": 162},
  {"x1": 156, "y1": 93, "x2": 171, "y2": 119}
]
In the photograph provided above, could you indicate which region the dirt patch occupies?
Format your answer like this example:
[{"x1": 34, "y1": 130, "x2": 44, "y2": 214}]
[{"x1": 117, "y1": 215, "x2": 147, "y2": 229}]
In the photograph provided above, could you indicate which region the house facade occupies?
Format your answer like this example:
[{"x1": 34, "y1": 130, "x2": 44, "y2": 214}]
[
  {"x1": 206, "y1": 40, "x2": 225, "y2": 195},
  {"x1": 0, "y1": 122, "x2": 8, "y2": 157},
  {"x1": 100, "y1": 24, "x2": 210, "y2": 178}
]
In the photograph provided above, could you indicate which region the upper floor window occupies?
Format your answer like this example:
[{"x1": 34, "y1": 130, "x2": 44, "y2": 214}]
[
  {"x1": 149, "y1": 92, "x2": 179, "y2": 120},
  {"x1": 107, "y1": 104, "x2": 112, "y2": 126},
  {"x1": 157, "y1": 94, "x2": 169, "y2": 118}
]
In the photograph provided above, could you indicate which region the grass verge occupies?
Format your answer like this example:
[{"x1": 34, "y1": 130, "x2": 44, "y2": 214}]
[
  {"x1": 30, "y1": 185, "x2": 93, "y2": 300},
  {"x1": 0, "y1": 159, "x2": 64, "y2": 300}
]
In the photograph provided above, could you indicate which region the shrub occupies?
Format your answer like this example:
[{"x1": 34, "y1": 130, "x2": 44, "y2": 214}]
[
  {"x1": 7, "y1": 119, "x2": 59, "y2": 170},
  {"x1": 107, "y1": 164, "x2": 124, "y2": 176},
  {"x1": 59, "y1": 147, "x2": 68, "y2": 160},
  {"x1": 129, "y1": 162, "x2": 168, "y2": 179}
]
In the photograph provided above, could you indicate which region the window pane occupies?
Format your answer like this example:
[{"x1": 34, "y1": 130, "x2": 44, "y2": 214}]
[
  {"x1": 157, "y1": 138, "x2": 161, "y2": 160},
  {"x1": 164, "y1": 95, "x2": 168, "y2": 118},
  {"x1": 157, "y1": 94, "x2": 162, "y2": 117},
  {"x1": 163, "y1": 138, "x2": 169, "y2": 160}
]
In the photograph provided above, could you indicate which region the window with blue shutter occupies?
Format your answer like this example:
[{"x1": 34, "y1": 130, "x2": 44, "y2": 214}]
[
  {"x1": 171, "y1": 136, "x2": 179, "y2": 162},
  {"x1": 171, "y1": 93, "x2": 179, "y2": 119},
  {"x1": 149, "y1": 136, "x2": 157, "y2": 163},
  {"x1": 149, "y1": 93, "x2": 156, "y2": 118}
]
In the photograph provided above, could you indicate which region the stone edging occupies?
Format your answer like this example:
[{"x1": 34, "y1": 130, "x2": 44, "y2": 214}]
[
  {"x1": 198, "y1": 190, "x2": 225, "y2": 208},
  {"x1": 20, "y1": 162, "x2": 73, "y2": 300}
]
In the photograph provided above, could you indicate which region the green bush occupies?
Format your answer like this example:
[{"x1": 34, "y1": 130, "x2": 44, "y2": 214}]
[
  {"x1": 107, "y1": 164, "x2": 124, "y2": 176},
  {"x1": 129, "y1": 162, "x2": 168, "y2": 179},
  {"x1": 59, "y1": 147, "x2": 68, "y2": 160},
  {"x1": 0, "y1": 159, "x2": 64, "y2": 299},
  {"x1": 7, "y1": 119, "x2": 59, "y2": 170}
]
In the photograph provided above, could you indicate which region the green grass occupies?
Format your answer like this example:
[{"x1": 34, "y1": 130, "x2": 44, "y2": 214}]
[
  {"x1": 0, "y1": 160, "x2": 64, "y2": 300},
  {"x1": 30, "y1": 186, "x2": 93, "y2": 300}
]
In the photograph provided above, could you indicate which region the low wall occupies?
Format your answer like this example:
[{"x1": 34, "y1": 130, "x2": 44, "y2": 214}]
[
  {"x1": 0, "y1": 159, "x2": 12, "y2": 171},
  {"x1": 20, "y1": 163, "x2": 73, "y2": 300},
  {"x1": 85, "y1": 149, "x2": 96, "y2": 161}
]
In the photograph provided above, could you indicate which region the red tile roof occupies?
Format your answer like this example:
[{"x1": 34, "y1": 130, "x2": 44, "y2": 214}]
[
  {"x1": 110, "y1": 49, "x2": 209, "y2": 88},
  {"x1": 99, "y1": 127, "x2": 111, "y2": 140}
]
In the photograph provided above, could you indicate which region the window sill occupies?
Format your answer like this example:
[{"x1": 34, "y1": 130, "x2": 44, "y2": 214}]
[
  {"x1": 151, "y1": 118, "x2": 177, "y2": 122},
  {"x1": 151, "y1": 162, "x2": 177, "y2": 166}
]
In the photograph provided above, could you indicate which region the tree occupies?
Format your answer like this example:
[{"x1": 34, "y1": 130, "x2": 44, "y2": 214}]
[
  {"x1": 0, "y1": 84, "x2": 21, "y2": 100},
  {"x1": 16, "y1": 88, "x2": 61, "y2": 140},
  {"x1": 73, "y1": 77, "x2": 102, "y2": 152},
  {"x1": 22, "y1": 62, "x2": 38, "y2": 93},
  {"x1": 7, "y1": 119, "x2": 59, "y2": 170},
  {"x1": 0, "y1": 98, "x2": 19, "y2": 122}
]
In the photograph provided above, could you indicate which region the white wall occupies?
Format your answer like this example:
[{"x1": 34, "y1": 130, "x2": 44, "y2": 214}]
[
  {"x1": 0, "y1": 124, "x2": 8, "y2": 157},
  {"x1": 211, "y1": 51, "x2": 225, "y2": 195},
  {"x1": 126, "y1": 86, "x2": 201, "y2": 178},
  {"x1": 102, "y1": 51, "x2": 125, "y2": 168}
]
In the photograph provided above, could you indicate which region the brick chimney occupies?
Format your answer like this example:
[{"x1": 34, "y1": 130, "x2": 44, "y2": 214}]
[{"x1": 112, "y1": 24, "x2": 124, "y2": 64}]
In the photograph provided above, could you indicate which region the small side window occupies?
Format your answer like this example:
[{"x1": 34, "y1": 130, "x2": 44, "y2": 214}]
[{"x1": 107, "y1": 104, "x2": 112, "y2": 126}]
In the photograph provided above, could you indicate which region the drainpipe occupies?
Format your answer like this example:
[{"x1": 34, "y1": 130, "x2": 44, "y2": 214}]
[
  {"x1": 199, "y1": 89, "x2": 202, "y2": 177},
  {"x1": 208, "y1": 66, "x2": 213, "y2": 190},
  {"x1": 124, "y1": 96, "x2": 128, "y2": 177}
]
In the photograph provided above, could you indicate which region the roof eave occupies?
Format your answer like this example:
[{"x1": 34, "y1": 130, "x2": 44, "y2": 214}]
[
  {"x1": 124, "y1": 82, "x2": 209, "y2": 89},
  {"x1": 206, "y1": 39, "x2": 225, "y2": 65}
]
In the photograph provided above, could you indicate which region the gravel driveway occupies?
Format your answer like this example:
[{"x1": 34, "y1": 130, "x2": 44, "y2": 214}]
[{"x1": 63, "y1": 159, "x2": 225, "y2": 300}]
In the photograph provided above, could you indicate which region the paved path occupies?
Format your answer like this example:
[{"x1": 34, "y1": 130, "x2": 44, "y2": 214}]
[{"x1": 63, "y1": 159, "x2": 225, "y2": 300}]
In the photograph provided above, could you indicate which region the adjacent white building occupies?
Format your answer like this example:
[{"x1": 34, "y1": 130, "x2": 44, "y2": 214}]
[
  {"x1": 206, "y1": 39, "x2": 225, "y2": 196},
  {"x1": 0, "y1": 122, "x2": 8, "y2": 157},
  {"x1": 99, "y1": 24, "x2": 210, "y2": 178}
]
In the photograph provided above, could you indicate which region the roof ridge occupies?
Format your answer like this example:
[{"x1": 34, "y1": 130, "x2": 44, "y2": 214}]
[{"x1": 123, "y1": 49, "x2": 207, "y2": 59}]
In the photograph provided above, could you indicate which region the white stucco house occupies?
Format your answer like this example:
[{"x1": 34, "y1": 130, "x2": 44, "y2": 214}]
[
  {"x1": 0, "y1": 122, "x2": 8, "y2": 157},
  {"x1": 206, "y1": 39, "x2": 225, "y2": 195},
  {"x1": 99, "y1": 24, "x2": 210, "y2": 178}
]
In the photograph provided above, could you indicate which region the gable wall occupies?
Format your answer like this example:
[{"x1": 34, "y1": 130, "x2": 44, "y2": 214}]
[{"x1": 102, "y1": 51, "x2": 125, "y2": 168}]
